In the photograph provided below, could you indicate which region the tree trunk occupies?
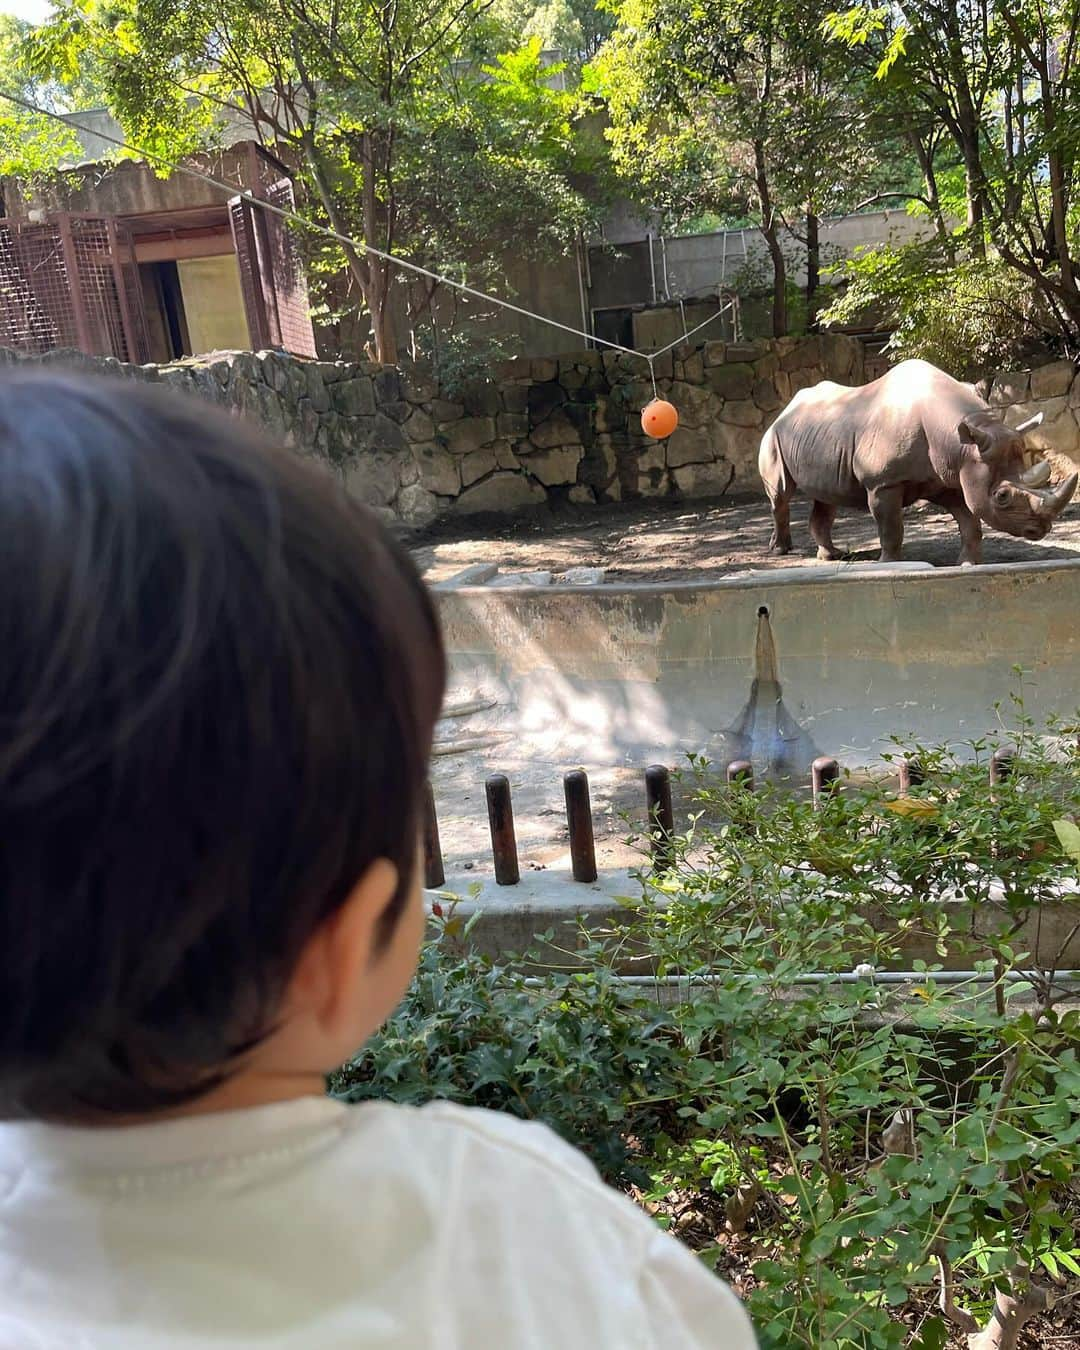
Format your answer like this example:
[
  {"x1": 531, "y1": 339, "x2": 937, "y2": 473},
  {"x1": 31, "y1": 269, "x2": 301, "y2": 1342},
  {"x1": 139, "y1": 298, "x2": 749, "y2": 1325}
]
[
  {"x1": 302, "y1": 136, "x2": 400, "y2": 360},
  {"x1": 753, "y1": 138, "x2": 787, "y2": 337},
  {"x1": 1040, "y1": 79, "x2": 1079, "y2": 302},
  {"x1": 966, "y1": 1282, "x2": 1054, "y2": 1350},
  {"x1": 911, "y1": 134, "x2": 953, "y2": 260},
  {"x1": 806, "y1": 209, "x2": 820, "y2": 331},
  {"x1": 360, "y1": 131, "x2": 398, "y2": 364},
  {"x1": 961, "y1": 133, "x2": 986, "y2": 258}
]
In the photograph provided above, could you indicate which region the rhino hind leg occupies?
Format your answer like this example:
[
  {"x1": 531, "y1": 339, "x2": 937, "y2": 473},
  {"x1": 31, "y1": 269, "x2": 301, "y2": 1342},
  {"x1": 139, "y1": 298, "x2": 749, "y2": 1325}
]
[
  {"x1": 867, "y1": 485, "x2": 906, "y2": 562},
  {"x1": 769, "y1": 497, "x2": 793, "y2": 555},
  {"x1": 809, "y1": 501, "x2": 841, "y2": 561},
  {"x1": 759, "y1": 430, "x2": 794, "y2": 554}
]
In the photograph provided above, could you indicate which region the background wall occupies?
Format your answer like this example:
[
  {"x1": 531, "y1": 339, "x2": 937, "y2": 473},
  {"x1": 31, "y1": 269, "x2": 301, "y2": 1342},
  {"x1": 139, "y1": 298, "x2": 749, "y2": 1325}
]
[{"x1": 5, "y1": 339, "x2": 1074, "y2": 529}]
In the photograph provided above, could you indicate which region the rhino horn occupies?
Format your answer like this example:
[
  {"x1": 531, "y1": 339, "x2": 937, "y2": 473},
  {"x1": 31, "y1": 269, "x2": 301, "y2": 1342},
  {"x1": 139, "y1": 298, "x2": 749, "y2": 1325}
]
[
  {"x1": 1014, "y1": 412, "x2": 1044, "y2": 434},
  {"x1": 1020, "y1": 459, "x2": 1053, "y2": 487},
  {"x1": 1037, "y1": 472, "x2": 1078, "y2": 518}
]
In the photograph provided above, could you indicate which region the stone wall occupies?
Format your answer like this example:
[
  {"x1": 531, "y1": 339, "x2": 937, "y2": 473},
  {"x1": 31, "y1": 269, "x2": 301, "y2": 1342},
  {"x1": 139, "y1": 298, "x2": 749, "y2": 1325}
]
[
  {"x1": 0, "y1": 335, "x2": 866, "y2": 527},
  {"x1": 985, "y1": 359, "x2": 1080, "y2": 480}
]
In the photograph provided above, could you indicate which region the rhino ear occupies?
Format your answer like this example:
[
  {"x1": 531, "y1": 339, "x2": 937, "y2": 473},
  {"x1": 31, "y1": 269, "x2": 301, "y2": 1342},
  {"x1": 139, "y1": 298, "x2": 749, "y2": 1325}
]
[{"x1": 958, "y1": 419, "x2": 999, "y2": 461}]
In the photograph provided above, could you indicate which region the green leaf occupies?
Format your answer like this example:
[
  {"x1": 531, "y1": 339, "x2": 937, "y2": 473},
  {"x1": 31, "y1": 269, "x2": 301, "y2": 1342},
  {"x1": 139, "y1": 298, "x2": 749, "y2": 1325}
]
[{"x1": 1053, "y1": 818, "x2": 1080, "y2": 863}]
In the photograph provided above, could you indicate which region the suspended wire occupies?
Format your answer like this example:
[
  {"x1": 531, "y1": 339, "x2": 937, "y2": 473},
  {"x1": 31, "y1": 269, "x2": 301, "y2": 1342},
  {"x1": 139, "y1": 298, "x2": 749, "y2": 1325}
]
[{"x1": 0, "y1": 87, "x2": 727, "y2": 379}]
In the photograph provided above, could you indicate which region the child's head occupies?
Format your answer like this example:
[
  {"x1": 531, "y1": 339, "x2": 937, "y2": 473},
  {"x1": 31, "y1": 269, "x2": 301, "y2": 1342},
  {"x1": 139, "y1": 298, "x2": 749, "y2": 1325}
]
[{"x1": 0, "y1": 371, "x2": 445, "y2": 1121}]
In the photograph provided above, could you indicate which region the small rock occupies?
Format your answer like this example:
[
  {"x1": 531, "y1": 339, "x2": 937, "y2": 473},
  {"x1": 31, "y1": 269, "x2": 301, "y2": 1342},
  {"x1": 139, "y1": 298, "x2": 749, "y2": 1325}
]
[
  {"x1": 487, "y1": 570, "x2": 553, "y2": 587},
  {"x1": 435, "y1": 563, "x2": 500, "y2": 588},
  {"x1": 560, "y1": 567, "x2": 606, "y2": 585}
]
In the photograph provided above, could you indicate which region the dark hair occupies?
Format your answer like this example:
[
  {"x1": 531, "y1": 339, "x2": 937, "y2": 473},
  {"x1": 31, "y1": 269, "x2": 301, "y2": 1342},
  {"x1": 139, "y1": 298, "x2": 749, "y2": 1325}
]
[{"x1": 0, "y1": 371, "x2": 445, "y2": 1119}]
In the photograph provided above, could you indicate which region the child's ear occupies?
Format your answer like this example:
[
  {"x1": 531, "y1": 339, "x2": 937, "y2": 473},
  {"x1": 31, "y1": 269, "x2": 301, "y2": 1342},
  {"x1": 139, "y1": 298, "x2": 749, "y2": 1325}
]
[{"x1": 286, "y1": 859, "x2": 399, "y2": 1034}]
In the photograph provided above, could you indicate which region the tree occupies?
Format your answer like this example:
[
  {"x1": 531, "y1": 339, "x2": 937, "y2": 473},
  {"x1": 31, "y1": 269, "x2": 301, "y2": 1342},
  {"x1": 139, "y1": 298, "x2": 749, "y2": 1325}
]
[
  {"x1": 492, "y1": 0, "x2": 614, "y2": 65},
  {"x1": 591, "y1": 0, "x2": 906, "y2": 337},
  {"x1": 0, "y1": 16, "x2": 83, "y2": 180},
  {"x1": 31, "y1": 0, "x2": 600, "y2": 362},
  {"x1": 828, "y1": 0, "x2": 1080, "y2": 352},
  {"x1": 307, "y1": 41, "x2": 604, "y2": 356}
]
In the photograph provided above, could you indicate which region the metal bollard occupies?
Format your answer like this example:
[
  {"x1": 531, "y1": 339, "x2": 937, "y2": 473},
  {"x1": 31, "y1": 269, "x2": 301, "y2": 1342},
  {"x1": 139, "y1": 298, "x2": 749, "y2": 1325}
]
[
  {"x1": 990, "y1": 746, "x2": 1015, "y2": 788},
  {"x1": 422, "y1": 782, "x2": 445, "y2": 889},
  {"x1": 726, "y1": 760, "x2": 754, "y2": 790},
  {"x1": 812, "y1": 756, "x2": 841, "y2": 806},
  {"x1": 485, "y1": 774, "x2": 520, "y2": 886},
  {"x1": 898, "y1": 757, "x2": 925, "y2": 793},
  {"x1": 645, "y1": 764, "x2": 675, "y2": 870},
  {"x1": 563, "y1": 769, "x2": 598, "y2": 884}
]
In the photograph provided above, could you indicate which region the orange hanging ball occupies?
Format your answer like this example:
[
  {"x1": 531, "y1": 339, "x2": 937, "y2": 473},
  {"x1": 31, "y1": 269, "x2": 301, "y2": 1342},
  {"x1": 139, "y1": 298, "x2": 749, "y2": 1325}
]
[{"x1": 641, "y1": 398, "x2": 679, "y2": 439}]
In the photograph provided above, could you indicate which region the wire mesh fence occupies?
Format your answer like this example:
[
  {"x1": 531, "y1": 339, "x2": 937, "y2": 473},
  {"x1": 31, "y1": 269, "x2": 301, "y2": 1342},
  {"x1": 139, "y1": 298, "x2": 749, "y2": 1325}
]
[{"x1": 0, "y1": 214, "x2": 149, "y2": 363}]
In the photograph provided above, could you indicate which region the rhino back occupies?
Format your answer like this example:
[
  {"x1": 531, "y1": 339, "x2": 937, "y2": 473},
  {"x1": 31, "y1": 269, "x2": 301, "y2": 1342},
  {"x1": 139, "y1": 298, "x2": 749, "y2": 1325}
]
[
  {"x1": 772, "y1": 380, "x2": 870, "y2": 505},
  {"x1": 773, "y1": 362, "x2": 985, "y2": 500}
]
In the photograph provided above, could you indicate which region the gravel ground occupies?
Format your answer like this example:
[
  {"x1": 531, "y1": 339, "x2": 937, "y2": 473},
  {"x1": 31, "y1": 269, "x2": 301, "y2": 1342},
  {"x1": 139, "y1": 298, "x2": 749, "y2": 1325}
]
[{"x1": 411, "y1": 492, "x2": 1080, "y2": 585}]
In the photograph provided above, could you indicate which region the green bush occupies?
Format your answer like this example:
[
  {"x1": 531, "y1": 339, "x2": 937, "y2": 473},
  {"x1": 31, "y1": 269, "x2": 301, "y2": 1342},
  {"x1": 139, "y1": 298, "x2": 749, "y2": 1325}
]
[
  {"x1": 820, "y1": 236, "x2": 1048, "y2": 378},
  {"x1": 333, "y1": 709, "x2": 1080, "y2": 1347}
]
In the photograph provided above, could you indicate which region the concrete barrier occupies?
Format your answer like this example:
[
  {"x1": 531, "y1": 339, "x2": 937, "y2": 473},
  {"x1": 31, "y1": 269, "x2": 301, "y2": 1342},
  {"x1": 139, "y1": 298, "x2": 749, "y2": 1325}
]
[{"x1": 431, "y1": 559, "x2": 1080, "y2": 878}]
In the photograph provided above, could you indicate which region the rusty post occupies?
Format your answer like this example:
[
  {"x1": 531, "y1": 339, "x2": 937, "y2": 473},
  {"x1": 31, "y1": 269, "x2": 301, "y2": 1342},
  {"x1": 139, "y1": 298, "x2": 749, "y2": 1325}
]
[
  {"x1": 727, "y1": 760, "x2": 754, "y2": 791},
  {"x1": 56, "y1": 213, "x2": 93, "y2": 354},
  {"x1": 812, "y1": 756, "x2": 841, "y2": 806},
  {"x1": 898, "y1": 757, "x2": 925, "y2": 793},
  {"x1": 422, "y1": 782, "x2": 445, "y2": 890},
  {"x1": 645, "y1": 764, "x2": 675, "y2": 870},
  {"x1": 563, "y1": 770, "x2": 598, "y2": 884},
  {"x1": 106, "y1": 217, "x2": 138, "y2": 362},
  {"x1": 990, "y1": 746, "x2": 1015, "y2": 796},
  {"x1": 485, "y1": 774, "x2": 520, "y2": 886}
]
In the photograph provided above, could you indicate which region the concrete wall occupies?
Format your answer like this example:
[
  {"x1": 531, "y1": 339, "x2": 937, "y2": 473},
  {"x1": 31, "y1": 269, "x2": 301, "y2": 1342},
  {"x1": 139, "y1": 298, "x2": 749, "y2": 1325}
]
[
  {"x1": 430, "y1": 559, "x2": 1080, "y2": 886},
  {"x1": 588, "y1": 211, "x2": 936, "y2": 313},
  {"x1": 1, "y1": 146, "x2": 268, "y2": 220},
  {"x1": 0, "y1": 333, "x2": 865, "y2": 527}
]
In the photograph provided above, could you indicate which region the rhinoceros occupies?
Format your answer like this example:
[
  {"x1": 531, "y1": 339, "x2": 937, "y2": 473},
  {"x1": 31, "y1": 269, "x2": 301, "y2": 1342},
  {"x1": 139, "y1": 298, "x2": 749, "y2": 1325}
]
[{"x1": 758, "y1": 359, "x2": 1077, "y2": 564}]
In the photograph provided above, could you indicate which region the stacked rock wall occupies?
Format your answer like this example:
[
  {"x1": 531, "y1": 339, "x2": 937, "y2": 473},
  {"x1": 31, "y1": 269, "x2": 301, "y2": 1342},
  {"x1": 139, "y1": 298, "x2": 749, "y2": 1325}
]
[
  {"x1": 0, "y1": 335, "x2": 865, "y2": 525},
  {"x1": 12, "y1": 339, "x2": 1075, "y2": 527}
]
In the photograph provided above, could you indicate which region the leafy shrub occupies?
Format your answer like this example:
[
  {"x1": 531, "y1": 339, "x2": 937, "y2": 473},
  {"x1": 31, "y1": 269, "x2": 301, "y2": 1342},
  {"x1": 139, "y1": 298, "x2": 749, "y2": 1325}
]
[
  {"x1": 333, "y1": 708, "x2": 1080, "y2": 1347},
  {"x1": 821, "y1": 236, "x2": 1049, "y2": 378},
  {"x1": 330, "y1": 930, "x2": 684, "y2": 1184}
]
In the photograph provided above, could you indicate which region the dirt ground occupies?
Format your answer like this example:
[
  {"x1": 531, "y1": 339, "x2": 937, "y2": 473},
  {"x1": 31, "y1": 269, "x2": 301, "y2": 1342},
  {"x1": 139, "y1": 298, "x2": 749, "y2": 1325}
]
[{"x1": 411, "y1": 492, "x2": 1080, "y2": 584}]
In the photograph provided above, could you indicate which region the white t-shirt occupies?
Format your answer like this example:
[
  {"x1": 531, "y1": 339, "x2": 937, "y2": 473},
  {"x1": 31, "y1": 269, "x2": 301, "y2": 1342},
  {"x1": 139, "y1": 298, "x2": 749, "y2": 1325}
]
[{"x1": 0, "y1": 1096, "x2": 756, "y2": 1348}]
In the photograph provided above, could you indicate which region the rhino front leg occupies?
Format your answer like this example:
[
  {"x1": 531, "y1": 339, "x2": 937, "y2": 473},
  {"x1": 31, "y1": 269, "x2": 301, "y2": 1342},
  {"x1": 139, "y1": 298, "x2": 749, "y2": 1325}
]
[
  {"x1": 940, "y1": 491, "x2": 983, "y2": 566},
  {"x1": 867, "y1": 485, "x2": 905, "y2": 562}
]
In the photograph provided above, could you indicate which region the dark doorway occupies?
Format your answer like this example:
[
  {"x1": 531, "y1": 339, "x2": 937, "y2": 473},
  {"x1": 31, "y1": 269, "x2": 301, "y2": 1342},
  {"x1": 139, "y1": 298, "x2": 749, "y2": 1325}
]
[
  {"x1": 139, "y1": 261, "x2": 191, "y2": 362},
  {"x1": 592, "y1": 306, "x2": 634, "y2": 351}
]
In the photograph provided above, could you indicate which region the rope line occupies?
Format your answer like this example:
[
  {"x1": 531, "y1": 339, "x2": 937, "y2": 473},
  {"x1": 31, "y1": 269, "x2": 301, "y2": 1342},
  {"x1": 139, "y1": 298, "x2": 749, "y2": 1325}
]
[{"x1": 0, "y1": 88, "x2": 728, "y2": 378}]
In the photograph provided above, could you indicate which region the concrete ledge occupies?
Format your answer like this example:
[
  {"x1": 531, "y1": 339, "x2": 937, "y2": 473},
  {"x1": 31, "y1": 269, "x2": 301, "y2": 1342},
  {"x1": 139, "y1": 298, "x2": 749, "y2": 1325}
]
[{"x1": 427, "y1": 870, "x2": 1080, "y2": 971}]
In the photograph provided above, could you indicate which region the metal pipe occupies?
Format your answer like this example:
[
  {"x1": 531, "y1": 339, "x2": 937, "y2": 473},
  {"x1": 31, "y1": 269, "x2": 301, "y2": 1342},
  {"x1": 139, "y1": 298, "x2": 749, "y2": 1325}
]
[
  {"x1": 564, "y1": 769, "x2": 598, "y2": 884},
  {"x1": 574, "y1": 232, "x2": 592, "y2": 349},
  {"x1": 422, "y1": 782, "x2": 445, "y2": 890},
  {"x1": 485, "y1": 774, "x2": 520, "y2": 886},
  {"x1": 647, "y1": 232, "x2": 658, "y2": 305},
  {"x1": 526, "y1": 970, "x2": 1080, "y2": 988},
  {"x1": 812, "y1": 756, "x2": 840, "y2": 805},
  {"x1": 645, "y1": 764, "x2": 675, "y2": 870}
]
